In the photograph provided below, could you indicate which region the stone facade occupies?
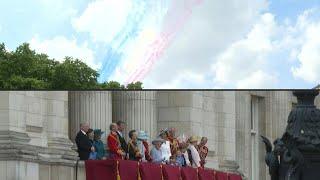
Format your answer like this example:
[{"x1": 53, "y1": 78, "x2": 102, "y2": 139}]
[
  {"x1": 68, "y1": 91, "x2": 112, "y2": 144},
  {"x1": 112, "y1": 91, "x2": 157, "y2": 140},
  {"x1": 0, "y1": 90, "x2": 317, "y2": 180},
  {"x1": 0, "y1": 91, "x2": 78, "y2": 180}
]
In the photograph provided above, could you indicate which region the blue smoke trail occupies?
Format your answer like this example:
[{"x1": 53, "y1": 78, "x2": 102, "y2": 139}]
[{"x1": 98, "y1": 0, "x2": 150, "y2": 82}]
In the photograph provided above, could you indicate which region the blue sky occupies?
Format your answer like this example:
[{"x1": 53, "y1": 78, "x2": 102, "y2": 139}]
[{"x1": 0, "y1": 0, "x2": 319, "y2": 89}]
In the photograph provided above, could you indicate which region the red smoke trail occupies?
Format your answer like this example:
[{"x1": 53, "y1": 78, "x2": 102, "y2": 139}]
[{"x1": 125, "y1": 0, "x2": 203, "y2": 84}]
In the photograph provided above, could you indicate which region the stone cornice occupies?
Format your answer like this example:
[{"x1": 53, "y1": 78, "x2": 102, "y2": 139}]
[{"x1": 0, "y1": 131, "x2": 79, "y2": 167}]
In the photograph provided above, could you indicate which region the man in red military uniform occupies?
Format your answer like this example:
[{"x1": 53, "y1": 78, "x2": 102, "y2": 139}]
[
  {"x1": 107, "y1": 123, "x2": 125, "y2": 160},
  {"x1": 168, "y1": 127, "x2": 179, "y2": 157}
]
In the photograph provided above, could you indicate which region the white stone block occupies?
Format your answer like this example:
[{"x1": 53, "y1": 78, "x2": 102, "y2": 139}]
[
  {"x1": 157, "y1": 92, "x2": 169, "y2": 107},
  {"x1": 47, "y1": 100, "x2": 65, "y2": 117},
  {"x1": 190, "y1": 122, "x2": 202, "y2": 137},
  {"x1": 0, "y1": 109, "x2": 9, "y2": 126},
  {"x1": 26, "y1": 113, "x2": 43, "y2": 128},
  {"x1": 7, "y1": 161, "x2": 17, "y2": 179},
  {"x1": 190, "y1": 108, "x2": 203, "y2": 123},
  {"x1": 202, "y1": 96, "x2": 214, "y2": 111},
  {"x1": 222, "y1": 100, "x2": 236, "y2": 114},
  {"x1": 158, "y1": 108, "x2": 178, "y2": 122},
  {"x1": 192, "y1": 92, "x2": 203, "y2": 109},
  {"x1": 9, "y1": 93, "x2": 27, "y2": 111},
  {"x1": 39, "y1": 164, "x2": 50, "y2": 180},
  {"x1": 222, "y1": 91, "x2": 235, "y2": 100},
  {"x1": 178, "y1": 107, "x2": 191, "y2": 122},
  {"x1": 46, "y1": 91, "x2": 68, "y2": 101},
  {"x1": 25, "y1": 162, "x2": 39, "y2": 180},
  {"x1": 0, "y1": 92, "x2": 9, "y2": 110},
  {"x1": 8, "y1": 110, "x2": 26, "y2": 130},
  {"x1": 168, "y1": 92, "x2": 192, "y2": 107},
  {"x1": 26, "y1": 96, "x2": 41, "y2": 114}
]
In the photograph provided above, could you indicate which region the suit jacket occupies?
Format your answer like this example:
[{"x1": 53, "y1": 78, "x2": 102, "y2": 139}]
[
  {"x1": 75, "y1": 131, "x2": 92, "y2": 160},
  {"x1": 116, "y1": 131, "x2": 128, "y2": 153}
]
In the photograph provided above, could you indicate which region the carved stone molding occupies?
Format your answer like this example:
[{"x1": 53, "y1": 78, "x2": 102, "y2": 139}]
[{"x1": 0, "y1": 130, "x2": 78, "y2": 167}]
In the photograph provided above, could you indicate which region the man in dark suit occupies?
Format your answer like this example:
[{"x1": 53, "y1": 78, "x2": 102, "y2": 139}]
[
  {"x1": 75, "y1": 122, "x2": 95, "y2": 160},
  {"x1": 116, "y1": 121, "x2": 128, "y2": 158}
]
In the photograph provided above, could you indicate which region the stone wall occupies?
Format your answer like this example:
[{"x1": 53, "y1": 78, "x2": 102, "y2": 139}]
[
  {"x1": 1, "y1": 90, "x2": 319, "y2": 180},
  {"x1": 157, "y1": 91, "x2": 238, "y2": 172},
  {"x1": 112, "y1": 91, "x2": 157, "y2": 140},
  {"x1": 0, "y1": 91, "x2": 78, "y2": 180},
  {"x1": 68, "y1": 91, "x2": 112, "y2": 143},
  {"x1": 235, "y1": 91, "x2": 300, "y2": 180}
]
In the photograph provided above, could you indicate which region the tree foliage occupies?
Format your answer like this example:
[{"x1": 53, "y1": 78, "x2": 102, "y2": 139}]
[{"x1": 0, "y1": 43, "x2": 143, "y2": 90}]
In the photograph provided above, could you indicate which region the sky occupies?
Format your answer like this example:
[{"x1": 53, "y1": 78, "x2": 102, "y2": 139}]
[{"x1": 0, "y1": 0, "x2": 320, "y2": 89}]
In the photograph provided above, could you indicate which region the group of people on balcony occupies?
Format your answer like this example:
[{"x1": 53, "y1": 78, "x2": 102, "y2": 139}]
[{"x1": 75, "y1": 121, "x2": 209, "y2": 168}]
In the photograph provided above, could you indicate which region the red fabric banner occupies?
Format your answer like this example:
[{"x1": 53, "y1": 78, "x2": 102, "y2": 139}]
[
  {"x1": 198, "y1": 168, "x2": 215, "y2": 180},
  {"x1": 85, "y1": 160, "x2": 117, "y2": 180},
  {"x1": 84, "y1": 160, "x2": 240, "y2": 180},
  {"x1": 140, "y1": 162, "x2": 162, "y2": 180},
  {"x1": 181, "y1": 166, "x2": 198, "y2": 180},
  {"x1": 215, "y1": 171, "x2": 228, "y2": 180},
  {"x1": 162, "y1": 165, "x2": 181, "y2": 180},
  {"x1": 228, "y1": 173, "x2": 242, "y2": 180},
  {"x1": 118, "y1": 160, "x2": 139, "y2": 180}
]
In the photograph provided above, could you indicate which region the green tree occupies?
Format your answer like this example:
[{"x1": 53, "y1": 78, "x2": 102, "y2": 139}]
[
  {"x1": 0, "y1": 42, "x2": 143, "y2": 90},
  {"x1": 126, "y1": 81, "x2": 143, "y2": 90},
  {"x1": 99, "y1": 81, "x2": 125, "y2": 89},
  {"x1": 51, "y1": 57, "x2": 99, "y2": 89}
]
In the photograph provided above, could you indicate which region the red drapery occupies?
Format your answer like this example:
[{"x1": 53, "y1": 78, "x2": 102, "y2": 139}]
[
  {"x1": 215, "y1": 171, "x2": 228, "y2": 180},
  {"x1": 84, "y1": 160, "x2": 242, "y2": 180},
  {"x1": 85, "y1": 160, "x2": 117, "y2": 180},
  {"x1": 118, "y1": 160, "x2": 139, "y2": 180},
  {"x1": 229, "y1": 173, "x2": 242, "y2": 180},
  {"x1": 162, "y1": 165, "x2": 181, "y2": 180},
  {"x1": 198, "y1": 168, "x2": 215, "y2": 180},
  {"x1": 139, "y1": 162, "x2": 162, "y2": 180},
  {"x1": 181, "y1": 167, "x2": 198, "y2": 180}
]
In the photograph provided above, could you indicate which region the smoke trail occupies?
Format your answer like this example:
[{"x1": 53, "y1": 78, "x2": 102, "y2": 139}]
[
  {"x1": 98, "y1": 0, "x2": 150, "y2": 82},
  {"x1": 125, "y1": 0, "x2": 204, "y2": 84}
]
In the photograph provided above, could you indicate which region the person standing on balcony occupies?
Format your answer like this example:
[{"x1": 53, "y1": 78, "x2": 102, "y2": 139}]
[
  {"x1": 137, "y1": 131, "x2": 149, "y2": 162},
  {"x1": 168, "y1": 127, "x2": 179, "y2": 157},
  {"x1": 75, "y1": 122, "x2": 95, "y2": 160},
  {"x1": 128, "y1": 130, "x2": 142, "y2": 161},
  {"x1": 151, "y1": 138, "x2": 165, "y2": 164},
  {"x1": 187, "y1": 136, "x2": 201, "y2": 168},
  {"x1": 116, "y1": 121, "x2": 128, "y2": 159},
  {"x1": 143, "y1": 139, "x2": 153, "y2": 162},
  {"x1": 197, "y1": 137, "x2": 209, "y2": 168},
  {"x1": 107, "y1": 123, "x2": 126, "y2": 160},
  {"x1": 159, "y1": 129, "x2": 171, "y2": 163},
  {"x1": 93, "y1": 129, "x2": 106, "y2": 160},
  {"x1": 87, "y1": 129, "x2": 97, "y2": 160}
]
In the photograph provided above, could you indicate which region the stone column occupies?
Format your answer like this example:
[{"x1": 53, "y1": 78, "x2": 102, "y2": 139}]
[
  {"x1": 68, "y1": 91, "x2": 113, "y2": 143},
  {"x1": 0, "y1": 91, "x2": 78, "y2": 180},
  {"x1": 45, "y1": 92, "x2": 78, "y2": 163},
  {"x1": 112, "y1": 91, "x2": 157, "y2": 140}
]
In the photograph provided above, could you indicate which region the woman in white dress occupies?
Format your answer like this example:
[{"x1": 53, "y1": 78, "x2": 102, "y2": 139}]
[
  {"x1": 187, "y1": 136, "x2": 201, "y2": 168},
  {"x1": 159, "y1": 129, "x2": 171, "y2": 163}
]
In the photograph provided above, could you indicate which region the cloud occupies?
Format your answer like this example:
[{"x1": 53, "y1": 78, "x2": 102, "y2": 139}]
[
  {"x1": 72, "y1": 0, "x2": 132, "y2": 43},
  {"x1": 120, "y1": 0, "x2": 269, "y2": 88},
  {"x1": 29, "y1": 36, "x2": 100, "y2": 70},
  {"x1": 289, "y1": 9, "x2": 320, "y2": 83},
  {"x1": 143, "y1": 70, "x2": 209, "y2": 89},
  {"x1": 212, "y1": 13, "x2": 278, "y2": 88},
  {"x1": 236, "y1": 70, "x2": 277, "y2": 88}
]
